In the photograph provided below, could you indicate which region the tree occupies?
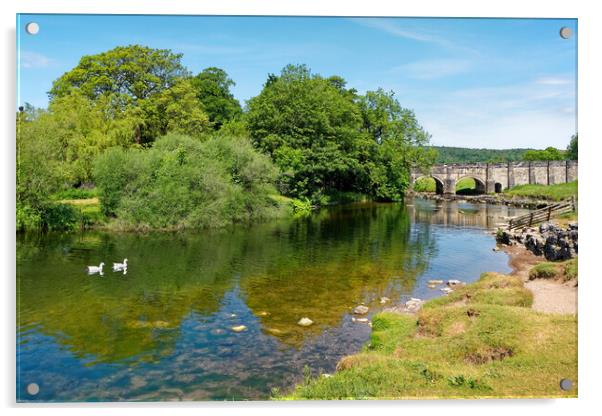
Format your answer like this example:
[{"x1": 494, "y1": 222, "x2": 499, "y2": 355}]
[
  {"x1": 358, "y1": 89, "x2": 435, "y2": 200},
  {"x1": 523, "y1": 147, "x2": 565, "y2": 161},
  {"x1": 566, "y1": 134, "x2": 578, "y2": 160},
  {"x1": 48, "y1": 45, "x2": 211, "y2": 144},
  {"x1": 246, "y1": 65, "x2": 366, "y2": 199},
  {"x1": 246, "y1": 65, "x2": 433, "y2": 201},
  {"x1": 191, "y1": 67, "x2": 242, "y2": 129},
  {"x1": 49, "y1": 45, "x2": 189, "y2": 101}
]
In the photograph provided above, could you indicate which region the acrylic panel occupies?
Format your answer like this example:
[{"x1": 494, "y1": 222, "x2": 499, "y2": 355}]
[{"x1": 16, "y1": 14, "x2": 578, "y2": 402}]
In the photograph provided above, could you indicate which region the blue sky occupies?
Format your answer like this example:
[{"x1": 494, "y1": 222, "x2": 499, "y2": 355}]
[{"x1": 17, "y1": 15, "x2": 577, "y2": 149}]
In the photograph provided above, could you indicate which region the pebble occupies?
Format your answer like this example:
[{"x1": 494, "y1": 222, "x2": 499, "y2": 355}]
[
  {"x1": 428, "y1": 279, "x2": 444, "y2": 285},
  {"x1": 441, "y1": 287, "x2": 454, "y2": 294},
  {"x1": 353, "y1": 305, "x2": 369, "y2": 315},
  {"x1": 352, "y1": 317, "x2": 369, "y2": 324},
  {"x1": 297, "y1": 317, "x2": 314, "y2": 327},
  {"x1": 231, "y1": 325, "x2": 247, "y2": 333},
  {"x1": 379, "y1": 297, "x2": 390, "y2": 304},
  {"x1": 257, "y1": 311, "x2": 270, "y2": 317}
]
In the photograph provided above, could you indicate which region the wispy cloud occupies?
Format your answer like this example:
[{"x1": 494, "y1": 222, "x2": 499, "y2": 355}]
[
  {"x1": 535, "y1": 76, "x2": 573, "y2": 85},
  {"x1": 350, "y1": 18, "x2": 480, "y2": 55},
  {"x1": 20, "y1": 51, "x2": 54, "y2": 69},
  {"x1": 391, "y1": 59, "x2": 472, "y2": 79}
]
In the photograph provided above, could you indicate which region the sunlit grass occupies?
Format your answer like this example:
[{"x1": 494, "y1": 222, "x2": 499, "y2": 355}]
[{"x1": 504, "y1": 181, "x2": 577, "y2": 201}]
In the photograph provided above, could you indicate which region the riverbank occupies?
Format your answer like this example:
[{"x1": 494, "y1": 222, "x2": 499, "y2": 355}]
[
  {"x1": 278, "y1": 223, "x2": 578, "y2": 399},
  {"x1": 408, "y1": 191, "x2": 556, "y2": 209}
]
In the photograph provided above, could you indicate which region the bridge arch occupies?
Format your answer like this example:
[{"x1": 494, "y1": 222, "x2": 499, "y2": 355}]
[
  {"x1": 413, "y1": 175, "x2": 445, "y2": 195},
  {"x1": 455, "y1": 176, "x2": 486, "y2": 195}
]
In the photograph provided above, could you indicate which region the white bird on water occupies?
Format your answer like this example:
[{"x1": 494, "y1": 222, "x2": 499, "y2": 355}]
[
  {"x1": 113, "y1": 258, "x2": 128, "y2": 272},
  {"x1": 87, "y1": 262, "x2": 105, "y2": 275}
]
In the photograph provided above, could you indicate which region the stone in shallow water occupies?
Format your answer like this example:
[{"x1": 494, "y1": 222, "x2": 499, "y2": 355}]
[
  {"x1": 231, "y1": 325, "x2": 247, "y2": 332},
  {"x1": 379, "y1": 297, "x2": 390, "y2": 304},
  {"x1": 257, "y1": 311, "x2": 270, "y2": 317},
  {"x1": 297, "y1": 317, "x2": 314, "y2": 327},
  {"x1": 352, "y1": 317, "x2": 370, "y2": 323},
  {"x1": 353, "y1": 305, "x2": 369, "y2": 315},
  {"x1": 428, "y1": 279, "x2": 444, "y2": 285}
]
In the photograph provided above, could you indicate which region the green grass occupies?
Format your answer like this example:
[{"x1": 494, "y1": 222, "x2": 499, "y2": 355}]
[
  {"x1": 563, "y1": 258, "x2": 578, "y2": 281},
  {"x1": 278, "y1": 272, "x2": 576, "y2": 400},
  {"x1": 504, "y1": 181, "x2": 577, "y2": 201},
  {"x1": 528, "y1": 259, "x2": 578, "y2": 282},
  {"x1": 529, "y1": 263, "x2": 560, "y2": 280},
  {"x1": 414, "y1": 177, "x2": 436, "y2": 193},
  {"x1": 50, "y1": 187, "x2": 99, "y2": 201},
  {"x1": 455, "y1": 177, "x2": 480, "y2": 195}
]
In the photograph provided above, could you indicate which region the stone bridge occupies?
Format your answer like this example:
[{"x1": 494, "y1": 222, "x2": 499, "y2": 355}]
[{"x1": 411, "y1": 160, "x2": 578, "y2": 195}]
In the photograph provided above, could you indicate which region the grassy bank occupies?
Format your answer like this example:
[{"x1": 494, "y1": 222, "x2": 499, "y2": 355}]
[
  {"x1": 504, "y1": 181, "x2": 577, "y2": 201},
  {"x1": 279, "y1": 272, "x2": 577, "y2": 399}
]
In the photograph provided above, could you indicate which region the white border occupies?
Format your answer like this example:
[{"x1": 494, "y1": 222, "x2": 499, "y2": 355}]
[{"x1": 2, "y1": 1, "x2": 601, "y2": 415}]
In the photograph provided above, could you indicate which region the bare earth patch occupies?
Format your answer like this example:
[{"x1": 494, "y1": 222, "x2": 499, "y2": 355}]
[{"x1": 502, "y1": 244, "x2": 577, "y2": 315}]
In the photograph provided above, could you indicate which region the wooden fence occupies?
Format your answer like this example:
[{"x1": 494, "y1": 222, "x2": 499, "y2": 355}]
[{"x1": 507, "y1": 197, "x2": 576, "y2": 230}]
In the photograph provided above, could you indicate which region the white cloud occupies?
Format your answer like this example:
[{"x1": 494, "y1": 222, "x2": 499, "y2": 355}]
[
  {"x1": 20, "y1": 51, "x2": 53, "y2": 69},
  {"x1": 391, "y1": 59, "x2": 471, "y2": 79},
  {"x1": 535, "y1": 76, "x2": 572, "y2": 85}
]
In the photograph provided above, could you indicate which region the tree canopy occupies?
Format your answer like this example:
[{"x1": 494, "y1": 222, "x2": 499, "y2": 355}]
[
  {"x1": 191, "y1": 67, "x2": 242, "y2": 129},
  {"x1": 247, "y1": 65, "x2": 434, "y2": 201}
]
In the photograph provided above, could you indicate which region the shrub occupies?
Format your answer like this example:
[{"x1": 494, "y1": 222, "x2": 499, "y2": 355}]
[{"x1": 94, "y1": 133, "x2": 284, "y2": 230}]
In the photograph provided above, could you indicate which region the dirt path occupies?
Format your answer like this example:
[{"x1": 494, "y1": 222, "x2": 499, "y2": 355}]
[{"x1": 502, "y1": 245, "x2": 577, "y2": 315}]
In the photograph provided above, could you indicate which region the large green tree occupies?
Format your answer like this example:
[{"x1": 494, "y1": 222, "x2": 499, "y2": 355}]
[
  {"x1": 358, "y1": 89, "x2": 435, "y2": 200},
  {"x1": 48, "y1": 45, "x2": 210, "y2": 143},
  {"x1": 191, "y1": 67, "x2": 242, "y2": 129},
  {"x1": 246, "y1": 65, "x2": 367, "y2": 199},
  {"x1": 246, "y1": 65, "x2": 433, "y2": 201},
  {"x1": 49, "y1": 45, "x2": 189, "y2": 100}
]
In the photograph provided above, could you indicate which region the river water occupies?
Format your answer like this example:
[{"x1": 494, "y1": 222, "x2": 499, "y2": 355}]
[{"x1": 16, "y1": 198, "x2": 530, "y2": 401}]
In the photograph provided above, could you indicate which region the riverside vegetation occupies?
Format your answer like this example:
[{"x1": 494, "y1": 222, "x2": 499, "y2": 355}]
[
  {"x1": 17, "y1": 45, "x2": 435, "y2": 232},
  {"x1": 279, "y1": 272, "x2": 577, "y2": 399}
]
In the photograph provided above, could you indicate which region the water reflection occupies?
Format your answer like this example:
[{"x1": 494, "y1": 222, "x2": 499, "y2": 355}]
[{"x1": 16, "y1": 198, "x2": 527, "y2": 401}]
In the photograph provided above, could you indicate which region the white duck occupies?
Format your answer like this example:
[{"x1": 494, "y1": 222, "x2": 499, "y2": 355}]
[
  {"x1": 87, "y1": 262, "x2": 105, "y2": 275},
  {"x1": 113, "y1": 258, "x2": 128, "y2": 271}
]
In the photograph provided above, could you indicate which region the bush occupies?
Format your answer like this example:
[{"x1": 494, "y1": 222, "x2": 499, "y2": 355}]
[
  {"x1": 40, "y1": 204, "x2": 79, "y2": 231},
  {"x1": 94, "y1": 133, "x2": 285, "y2": 230}
]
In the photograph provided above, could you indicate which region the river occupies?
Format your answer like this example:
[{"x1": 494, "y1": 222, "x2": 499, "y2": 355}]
[{"x1": 16, "y1": 198, "x2": 530, "y2": 401}]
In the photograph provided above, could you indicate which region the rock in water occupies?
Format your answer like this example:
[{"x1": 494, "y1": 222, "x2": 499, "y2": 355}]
[
  {"x1": 297, "y1": 317, "x2": 314, "y2": 327},
  {"x1": 379, "y1": 297, "x2": 390, "y2": 304},
  {"x1": 352, "y1": 317, "x2": 369, "y2": 323},
  {"x1": 231, "y1": 325, "x2": 247, "y2": 333},
  {"x1": 447, "y1": 279, "x2": 464, "y2": 287},
  {"x1": 353, "y1": 305, "x2": 370, "y2": 315},
  {"x1": 428, "y1": 279, "x2": 444, "y2": 285}
]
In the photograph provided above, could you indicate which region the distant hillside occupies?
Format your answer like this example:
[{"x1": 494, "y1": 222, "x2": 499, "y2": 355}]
[{"x1": 431, "y1": 146, "x2": 534, "y2": 164}]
